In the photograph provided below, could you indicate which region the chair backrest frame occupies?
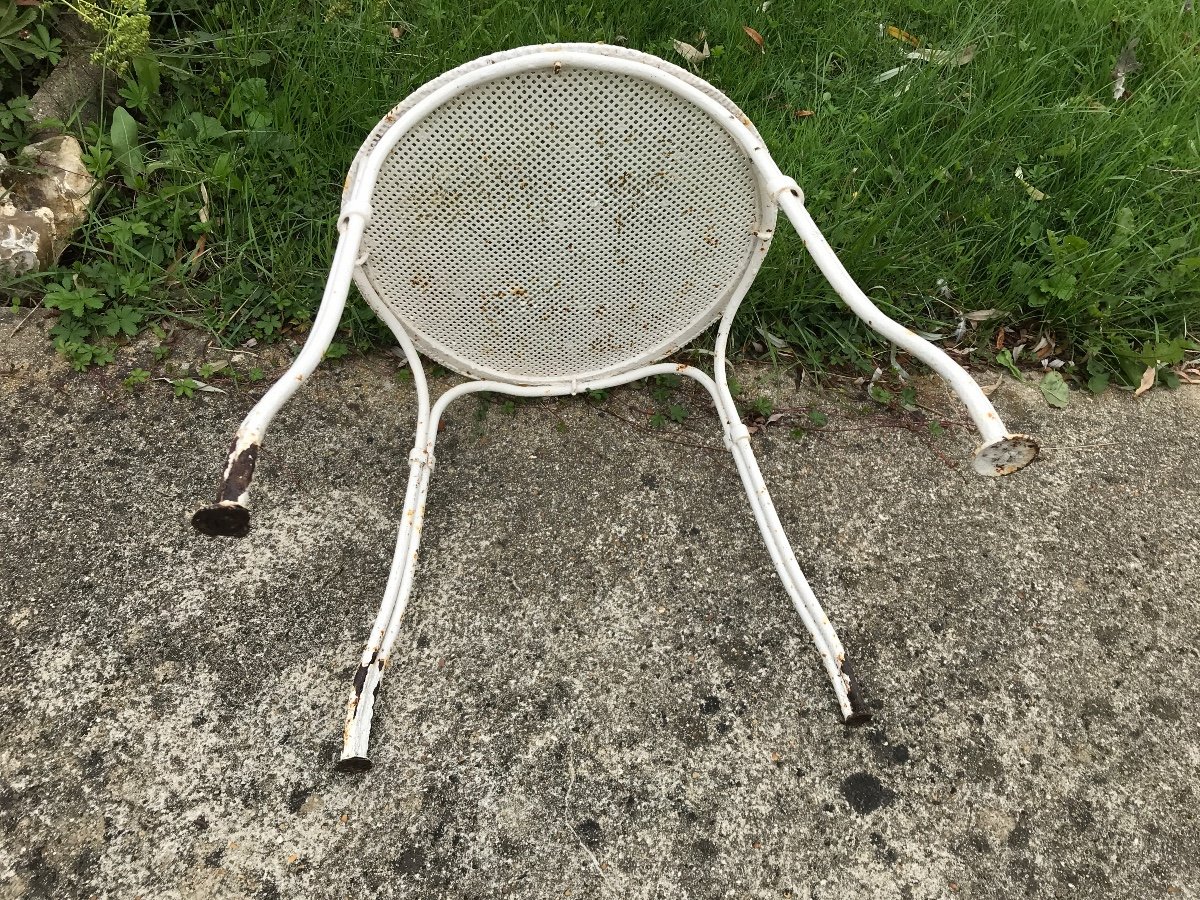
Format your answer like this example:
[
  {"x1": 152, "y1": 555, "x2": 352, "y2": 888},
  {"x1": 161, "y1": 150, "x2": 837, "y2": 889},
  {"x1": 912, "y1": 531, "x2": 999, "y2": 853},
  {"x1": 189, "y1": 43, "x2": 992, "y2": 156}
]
[{"x1": 342, "y1": 44, "x2": 795, "y2": 388}]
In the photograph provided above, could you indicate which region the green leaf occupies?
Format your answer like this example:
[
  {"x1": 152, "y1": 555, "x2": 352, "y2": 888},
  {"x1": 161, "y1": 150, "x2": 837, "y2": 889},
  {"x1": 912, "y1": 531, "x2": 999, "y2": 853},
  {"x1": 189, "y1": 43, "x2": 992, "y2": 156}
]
[
  {"x1": 50, "y1": 316, "x2": 88, "y2": 345},
  {"x1": 1139, "y1": 338, "x2": 1189, "y2": 367},
  {"x1": 1110, "y1": 207, "x2": 1135, "y2": 250},
  {"x1": 1038, "y1": 270, "x2": 1077, "y2": 301},
  {"x1": 1046, "y1": 136, "x2": 1077, "y2": 157},
  {"x1": 1087, "y1": 373, "x2": 1110, "y2": 394},
  {"x1": 44, "y1": 280, "x2": 104, "y2": 318},
  {"x1": 118, "y1": 81, "x2": 150, "y2": 110},
  {"x1": 1038, "y1": 371, "x2": 1069, "y2": 408},
  {"x1": 183, "y1": 112, "x2": 227, "y2": 141},
  {"x1": 132, "y1": 53, "x2": 160, "y2": 96},
  {"x1": 995, "y1": 349, "x2": 1024, "y2": 381},
  {"x1": 110, "y1": 106, "x2": 144, "y2": 187},
  {"x1": 123, "y1": 368, "x2": 150, "y2": 388},
  {"x1": 173, "y1": 378, "x2": 198, "y2": 398},
  {"x1": 100, "y1": 305, "x2": 143, "y2": 337},
  {"x1": 807, "y1": 409, "x2": 828, "y2": 428},
  {"x1": 667, "y1": 404, "x2": 688, "y2": 423},
  {"x1": 1058, "y1": 234, "x2": 1089, "y2": 258}
]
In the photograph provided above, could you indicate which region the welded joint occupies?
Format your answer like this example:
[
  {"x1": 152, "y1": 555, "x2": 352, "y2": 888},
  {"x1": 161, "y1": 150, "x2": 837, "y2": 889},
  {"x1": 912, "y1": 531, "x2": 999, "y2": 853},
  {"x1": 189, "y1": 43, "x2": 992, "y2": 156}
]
[
  {"x1": 727, "y1": 422, "x2": 752, "y2": 444},
  {"x1": 766, "y1": 175, "x2": 803, "y2": 204},
  {"x1": 339, "y1": 199, "x2": 373, "y2": 230}
]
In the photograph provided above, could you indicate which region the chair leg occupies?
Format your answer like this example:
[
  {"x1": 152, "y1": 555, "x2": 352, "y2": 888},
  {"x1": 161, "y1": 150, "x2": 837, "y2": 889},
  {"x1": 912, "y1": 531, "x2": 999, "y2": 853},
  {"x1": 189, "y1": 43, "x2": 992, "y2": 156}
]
[
  {"x1": 192, "y1": 216, "x2": 369, "y2": 537},
  {"x1": 338, "y1": 447, "x2": 434, "y2": 771},
  {"x1": 724, "y1": 425, "x2": 870, "y2": 723},
  {"x1": 671, "y1": 365, "x2": 869, "y2": 724}
]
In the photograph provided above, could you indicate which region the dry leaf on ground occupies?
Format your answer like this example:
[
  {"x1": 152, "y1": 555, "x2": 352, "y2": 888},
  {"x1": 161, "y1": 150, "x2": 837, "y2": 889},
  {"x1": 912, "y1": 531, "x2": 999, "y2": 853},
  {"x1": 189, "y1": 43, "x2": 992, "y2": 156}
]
[
  {"x1": 906, "y1": 44, "x2": 976, "y2": 66},
  {"x1": 883, "y1": 25, "x2": 921, "y2": 47},
  {"x1": 964, "y1": 308, "x2": 1000, "y2": 322},
  {"x1": 873, "y1": 66, "x2": 908, "y2": 83},
  {"x1": 155, "y1": 377, "x2": 226, "y2": 394},
  {"x1": 758, "y1": 327, "x2": 788, "y2": 350},
  {"x1": 743, "y1": 26, "x2": 765, "y2": 52},
  {"x1": 874, "y1": 42, "x2": 975, "y2": 91},
  {"x1": 1134, "y1": 364, "x2": 1157, "y2": 396},
  {"x1": 1014, "y1": 166, "x2": 1047, "y2": 201},
  {"x1": 673, "y1": 38, "x2": 710, "y2": 66}
]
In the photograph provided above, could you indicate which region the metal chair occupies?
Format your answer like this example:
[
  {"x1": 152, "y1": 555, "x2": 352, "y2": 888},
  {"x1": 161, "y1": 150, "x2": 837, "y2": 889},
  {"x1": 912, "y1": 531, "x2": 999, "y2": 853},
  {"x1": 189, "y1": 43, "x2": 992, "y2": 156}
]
[{"x1": 192, "y1": 44, "x2": 1038, "y2": 771}]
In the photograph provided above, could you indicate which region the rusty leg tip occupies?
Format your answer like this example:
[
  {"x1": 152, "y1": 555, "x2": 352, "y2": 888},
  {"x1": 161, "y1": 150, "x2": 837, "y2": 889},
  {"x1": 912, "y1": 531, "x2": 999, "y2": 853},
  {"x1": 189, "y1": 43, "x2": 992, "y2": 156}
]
[
  {"x1": 192, "y1": 502, "x2": 250, "y2": 537},
  {"x1": 335, "y1": 756, "x2": 374, "y2": 774},
  {"x1": 843, "y1": 709, "x2": 873, "y2": 727},
  {"x1": 972, "y1": 434, "x2": 1039, "y2": 477},
  {"x1": 840, "y1": 657, "x2": 872, "y2": 725}
]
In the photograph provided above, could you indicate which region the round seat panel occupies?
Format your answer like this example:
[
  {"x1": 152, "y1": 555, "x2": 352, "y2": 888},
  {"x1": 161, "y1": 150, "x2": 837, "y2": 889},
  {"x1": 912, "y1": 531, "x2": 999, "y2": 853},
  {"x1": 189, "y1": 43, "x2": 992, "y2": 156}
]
[{"x1": 350, "y1": 45, "x2": 772, "y2": 384}]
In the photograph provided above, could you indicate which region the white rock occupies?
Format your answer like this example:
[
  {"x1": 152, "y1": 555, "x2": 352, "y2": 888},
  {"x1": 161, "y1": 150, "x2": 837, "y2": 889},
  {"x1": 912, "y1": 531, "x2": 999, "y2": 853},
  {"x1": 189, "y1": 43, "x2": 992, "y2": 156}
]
[{"x1": 0, "y1": 134, "x2": 96, "y2": 277}]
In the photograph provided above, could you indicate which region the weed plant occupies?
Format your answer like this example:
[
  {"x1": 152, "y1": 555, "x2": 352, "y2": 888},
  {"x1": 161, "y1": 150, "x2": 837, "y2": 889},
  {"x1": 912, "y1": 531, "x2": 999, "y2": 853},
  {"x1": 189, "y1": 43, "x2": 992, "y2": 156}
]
[{"x1": 6, "y1": 0, "x2": 1199, "y2": 387}]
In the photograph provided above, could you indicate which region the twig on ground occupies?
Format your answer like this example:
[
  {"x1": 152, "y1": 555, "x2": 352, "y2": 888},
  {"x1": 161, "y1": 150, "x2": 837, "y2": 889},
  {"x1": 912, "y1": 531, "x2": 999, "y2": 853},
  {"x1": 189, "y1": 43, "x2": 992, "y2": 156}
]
[
  {"x1": 592, "y1": 404, "x2": 723, "y2": 454},
  {"x1": 8, "y1": 300, "x2": 44, "y2": 338}
]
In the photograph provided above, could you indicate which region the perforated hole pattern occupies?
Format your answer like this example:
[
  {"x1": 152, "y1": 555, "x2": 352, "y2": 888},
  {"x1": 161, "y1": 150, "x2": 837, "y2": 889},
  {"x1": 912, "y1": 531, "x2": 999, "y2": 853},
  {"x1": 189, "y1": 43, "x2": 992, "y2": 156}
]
[{"x1": 361, "y1": 62, "x2": 762, "y2": 382}]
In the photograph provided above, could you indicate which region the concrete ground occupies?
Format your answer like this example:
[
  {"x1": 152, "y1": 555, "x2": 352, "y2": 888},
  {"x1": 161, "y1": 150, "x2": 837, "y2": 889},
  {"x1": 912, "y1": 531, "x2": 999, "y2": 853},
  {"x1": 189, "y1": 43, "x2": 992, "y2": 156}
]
[{"x1": 1, "y1": 309, "x2": 1198, "y2": 900}]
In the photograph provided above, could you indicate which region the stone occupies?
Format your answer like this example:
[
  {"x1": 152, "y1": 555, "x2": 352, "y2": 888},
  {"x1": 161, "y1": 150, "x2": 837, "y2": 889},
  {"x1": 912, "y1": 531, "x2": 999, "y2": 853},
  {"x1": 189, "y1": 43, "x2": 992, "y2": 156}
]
[{"x1": 0, "y1": 134, "x2": 96, "y2": 278}]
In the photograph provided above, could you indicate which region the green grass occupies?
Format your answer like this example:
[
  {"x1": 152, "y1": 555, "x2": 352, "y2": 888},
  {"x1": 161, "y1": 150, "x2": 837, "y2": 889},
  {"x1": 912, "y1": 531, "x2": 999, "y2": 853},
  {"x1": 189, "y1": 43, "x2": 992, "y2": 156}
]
[{"x1": 14, "y1": 0, "x2": 1200, "y2": 383}]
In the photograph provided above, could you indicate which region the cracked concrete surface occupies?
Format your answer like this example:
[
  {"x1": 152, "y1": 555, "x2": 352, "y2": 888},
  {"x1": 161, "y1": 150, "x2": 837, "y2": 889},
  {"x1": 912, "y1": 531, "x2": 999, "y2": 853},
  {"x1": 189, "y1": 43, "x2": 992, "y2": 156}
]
[{"x1": 1, "y1": 310, "x2": 1198, "y2": 899}]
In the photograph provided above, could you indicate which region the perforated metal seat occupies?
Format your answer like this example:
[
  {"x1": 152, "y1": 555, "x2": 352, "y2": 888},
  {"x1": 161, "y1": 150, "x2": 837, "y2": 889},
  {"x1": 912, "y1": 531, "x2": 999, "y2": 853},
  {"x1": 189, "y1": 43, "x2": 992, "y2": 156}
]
[
  {"x1": 351, "y1": 47, "x2": 775, "y2": 386},
  {"x1": 192, "y1": 44, "x2": 1039, "y2": 770}
]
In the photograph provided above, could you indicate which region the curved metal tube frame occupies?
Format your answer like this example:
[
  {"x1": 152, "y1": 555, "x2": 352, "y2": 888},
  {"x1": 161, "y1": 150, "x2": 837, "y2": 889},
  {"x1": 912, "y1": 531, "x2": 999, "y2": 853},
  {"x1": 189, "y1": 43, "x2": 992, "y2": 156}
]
[
  {"x1": 336, "y1": 359, "x2": 870, "y2": 770},
  {"x1": 190, "y1": 47, "x2": 1039, "y2": 770}
]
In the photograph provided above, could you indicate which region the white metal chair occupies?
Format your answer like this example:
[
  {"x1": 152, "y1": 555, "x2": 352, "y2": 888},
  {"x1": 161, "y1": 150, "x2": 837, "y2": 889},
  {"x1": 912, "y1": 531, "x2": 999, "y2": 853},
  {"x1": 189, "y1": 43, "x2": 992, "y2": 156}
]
[{"x1": 192, "y1": 44, "x2": 1038, "y2": 771}]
